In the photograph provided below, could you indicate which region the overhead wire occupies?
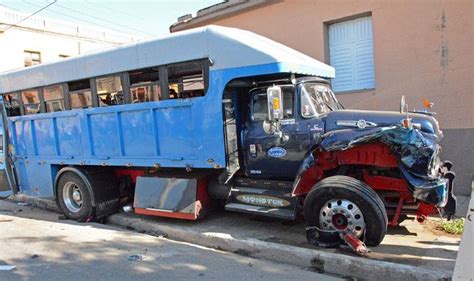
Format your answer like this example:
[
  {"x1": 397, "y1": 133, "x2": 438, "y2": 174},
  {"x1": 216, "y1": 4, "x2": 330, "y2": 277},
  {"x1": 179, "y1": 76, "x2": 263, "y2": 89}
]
[
  {"x1": 2, "y1": 0, "x2": 57, "y2": 31},
  {"x1": 19, "y1": 0, "x2": 147, "y2": 38},
  {"x1": 83, "y1": 0, "x2": 146, "y2": 21},
  {"x1": 52, "y1": 2, "x2": 156, "y2": 37}
]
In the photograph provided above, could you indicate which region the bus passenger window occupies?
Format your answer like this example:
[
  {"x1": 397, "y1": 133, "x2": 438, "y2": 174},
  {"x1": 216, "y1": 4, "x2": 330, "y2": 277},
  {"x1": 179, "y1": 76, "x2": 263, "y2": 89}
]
[
  {"x1": 68, "y1": 79, "x2": 92, "y2": 109},
  {"x1": 128, "y1": 68, "x2": 161, "y2": 103},
  {"x1": 43, "y1": 84, "x2": 65, "y2": 112},
  {"x1": 96, "y1": 75, "x2": 123, "y2": 107},
  {"x1": 3, "y1": 93, "x2": 21, "y2": 116},
  {"x1": 21, "y1": 89, "x2": 41, "y2": 115},
  {"x1": 168, "y1": 61, "x2": 206, "y2": 99}
]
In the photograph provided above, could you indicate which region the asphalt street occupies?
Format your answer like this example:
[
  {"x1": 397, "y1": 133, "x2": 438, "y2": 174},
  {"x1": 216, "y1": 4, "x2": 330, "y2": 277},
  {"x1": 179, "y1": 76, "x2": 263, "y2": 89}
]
[{"x1": 0, "y1": 200, "x2": 342, "y2": 281}]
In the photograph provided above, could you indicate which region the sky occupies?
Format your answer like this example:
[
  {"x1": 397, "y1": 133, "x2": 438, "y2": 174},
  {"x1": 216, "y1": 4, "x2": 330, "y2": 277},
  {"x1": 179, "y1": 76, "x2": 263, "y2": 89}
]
[{"x1": 0, "y1": 0, "x2": 222, "y2": 38}]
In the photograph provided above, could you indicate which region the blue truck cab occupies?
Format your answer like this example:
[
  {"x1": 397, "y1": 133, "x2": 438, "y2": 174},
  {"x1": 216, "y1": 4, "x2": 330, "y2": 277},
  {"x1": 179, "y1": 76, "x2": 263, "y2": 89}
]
[{"x1": 0, "y1": 26, "x2": 455, "y2": 247}]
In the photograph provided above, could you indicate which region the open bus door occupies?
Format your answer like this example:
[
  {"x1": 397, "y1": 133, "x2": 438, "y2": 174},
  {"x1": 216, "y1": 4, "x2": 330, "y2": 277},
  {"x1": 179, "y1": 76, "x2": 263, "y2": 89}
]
[{"x1": 0, "y1": 98, "x2": 17, "y2": 198}]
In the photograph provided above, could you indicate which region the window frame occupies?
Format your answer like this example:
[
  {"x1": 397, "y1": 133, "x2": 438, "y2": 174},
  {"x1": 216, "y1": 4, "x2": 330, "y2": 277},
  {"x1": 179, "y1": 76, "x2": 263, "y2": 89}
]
[
  {"x1": 326, "y1": 13, "x2": 375, "y2": 93},
  {"x1": 24, "y1": 50, "x2": 41, "y2": 67},
  {"x1": 165, "y1": 59, "x2": 210, "y2": 99},
  {"x1": 129, "y1": 81, "x2": 161, "y2": 103},
  {"x1": 250, "y1": 85, "x2": 295, "y2": 122},
  {"x1": 43, "y1": 84, "x2": 66, "y2": 113},
  {"x1": 3, "y1": 92, "x2": 23, "y2": 116},
  {"x1": 94, "y1": 73, "x2": 126, "y2": 107},
  {"x1": 4, "y1": 58, "x2": 212, "y2": 116},
  {"x1": 21, "y1": 88, "x2": 45, "y2": 115}
]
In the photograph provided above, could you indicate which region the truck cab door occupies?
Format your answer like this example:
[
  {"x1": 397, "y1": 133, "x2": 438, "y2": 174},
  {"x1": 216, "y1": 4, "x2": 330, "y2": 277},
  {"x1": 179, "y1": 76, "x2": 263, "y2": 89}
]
[
  {"x1": 243, "y1": 86, "x2": 312, "y2": 179},
  {"x1": 0, "y1": 101, "x2": 17, "y2": 198}
]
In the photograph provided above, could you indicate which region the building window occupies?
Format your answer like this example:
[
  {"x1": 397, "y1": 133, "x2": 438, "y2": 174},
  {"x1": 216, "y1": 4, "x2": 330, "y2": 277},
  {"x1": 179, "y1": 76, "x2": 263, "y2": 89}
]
[
  {"x1": 328, "y1": 16, "x2": 375, "y2": 92},
  {"x1": 24, "y1": 51, "x2": 41, "y2": 67}
]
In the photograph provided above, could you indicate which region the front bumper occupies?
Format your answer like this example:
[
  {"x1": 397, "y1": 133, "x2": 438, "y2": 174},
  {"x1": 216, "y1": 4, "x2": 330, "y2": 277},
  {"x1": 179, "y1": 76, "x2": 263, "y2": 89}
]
[{"x1": 401, "y1": 161, "x2": 456, "y2": 218}]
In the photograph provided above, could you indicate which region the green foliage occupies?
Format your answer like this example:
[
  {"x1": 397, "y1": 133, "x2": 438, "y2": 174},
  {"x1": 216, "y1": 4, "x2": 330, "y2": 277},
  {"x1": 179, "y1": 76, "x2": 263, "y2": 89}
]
[{"x1": 439, "y1": 218, "x2": 465, "y2": 235}]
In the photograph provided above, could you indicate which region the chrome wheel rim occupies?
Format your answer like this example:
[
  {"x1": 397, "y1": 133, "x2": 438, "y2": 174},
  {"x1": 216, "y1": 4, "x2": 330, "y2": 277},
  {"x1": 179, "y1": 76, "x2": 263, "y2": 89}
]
[
  {"x1": 63, "y1": 182, "x2": 83, "y2": 213},
  {"x1": 319, "y1": 199, "x2": 366, "y2": 237}
]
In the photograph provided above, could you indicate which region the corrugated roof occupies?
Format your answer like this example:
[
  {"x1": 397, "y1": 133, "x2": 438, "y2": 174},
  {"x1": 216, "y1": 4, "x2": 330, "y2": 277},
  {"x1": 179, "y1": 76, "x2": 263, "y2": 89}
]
[{"x1": 0, "y1": 25, "x2": 334, "y2": 93}]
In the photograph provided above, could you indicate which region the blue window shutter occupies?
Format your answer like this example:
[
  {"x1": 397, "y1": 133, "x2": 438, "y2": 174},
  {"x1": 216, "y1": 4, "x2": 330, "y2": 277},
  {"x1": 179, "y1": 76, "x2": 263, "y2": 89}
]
[{"x1": 329, "y1": 16, "x2": 375, "y2": 92}]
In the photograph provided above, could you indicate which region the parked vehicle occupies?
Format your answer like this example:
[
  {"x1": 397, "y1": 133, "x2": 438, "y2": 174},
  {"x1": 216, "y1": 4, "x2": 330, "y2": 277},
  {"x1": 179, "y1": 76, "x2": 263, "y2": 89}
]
[{"x1": 0, "y1": 26, "x2": 455, "y2": 246}]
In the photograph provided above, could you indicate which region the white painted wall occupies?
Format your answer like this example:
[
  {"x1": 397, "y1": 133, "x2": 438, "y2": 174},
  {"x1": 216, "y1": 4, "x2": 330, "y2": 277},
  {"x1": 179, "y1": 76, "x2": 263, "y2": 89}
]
[{"x1": 0, "y1": 7, "x2": 137, "y2": 73}]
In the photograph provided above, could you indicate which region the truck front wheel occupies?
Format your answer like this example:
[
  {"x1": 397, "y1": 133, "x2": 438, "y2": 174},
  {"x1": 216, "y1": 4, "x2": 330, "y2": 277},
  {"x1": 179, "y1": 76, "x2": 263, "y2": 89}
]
[{"x1": 303, "y1": 176, "x2": 387, "y2": 246}]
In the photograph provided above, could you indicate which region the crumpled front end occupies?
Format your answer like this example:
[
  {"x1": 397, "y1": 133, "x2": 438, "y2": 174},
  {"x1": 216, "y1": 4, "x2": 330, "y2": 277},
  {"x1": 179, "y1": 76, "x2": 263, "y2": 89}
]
[{"x1": 320, "y1": 126, "x2": 455, "y2": 211}]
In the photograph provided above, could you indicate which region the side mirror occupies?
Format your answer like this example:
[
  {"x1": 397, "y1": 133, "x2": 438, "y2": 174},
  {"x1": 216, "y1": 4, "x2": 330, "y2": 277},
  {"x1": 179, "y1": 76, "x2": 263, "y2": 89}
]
[
  {"x1": 400, "y1": 95, "x2": 406, "y2": 114},
  {"x1": 267, "y1": 86, "x2": 284, "y2": 121}
]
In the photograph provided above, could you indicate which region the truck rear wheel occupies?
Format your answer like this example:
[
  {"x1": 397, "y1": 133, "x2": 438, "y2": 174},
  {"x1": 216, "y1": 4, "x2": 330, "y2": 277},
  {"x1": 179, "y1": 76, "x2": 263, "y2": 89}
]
[
  {"x1": 303, "y1": 176, "x2": 387, "y2": 246},
  {"x1": 57, "y1": 172, "x2": 94, "y2": 221}
]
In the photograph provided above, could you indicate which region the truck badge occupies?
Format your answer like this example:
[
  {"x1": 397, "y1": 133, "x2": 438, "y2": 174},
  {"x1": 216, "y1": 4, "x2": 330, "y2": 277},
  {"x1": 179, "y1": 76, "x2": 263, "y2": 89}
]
[
  {"x1": 336, "y1": 119, "x2": 377, "y2": 129},
  {"x1": 268, "y1": 147, "x2": 286, "y2": 158}
]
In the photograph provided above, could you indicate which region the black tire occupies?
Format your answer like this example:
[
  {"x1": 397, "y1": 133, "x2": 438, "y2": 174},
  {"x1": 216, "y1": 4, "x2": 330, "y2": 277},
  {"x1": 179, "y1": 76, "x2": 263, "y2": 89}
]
[
  {"x1": 57, "y1": 172, "x2": 94, "y2": 221},
  {"x1": 303, "y1": 175, "x2": 388, "y2": 246}
]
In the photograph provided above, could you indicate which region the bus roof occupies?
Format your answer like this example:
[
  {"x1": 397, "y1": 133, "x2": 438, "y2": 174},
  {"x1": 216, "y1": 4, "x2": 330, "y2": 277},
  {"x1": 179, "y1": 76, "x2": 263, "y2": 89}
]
[{"x1": 0, "y1": 25, "x2": 335, "y2": 93}]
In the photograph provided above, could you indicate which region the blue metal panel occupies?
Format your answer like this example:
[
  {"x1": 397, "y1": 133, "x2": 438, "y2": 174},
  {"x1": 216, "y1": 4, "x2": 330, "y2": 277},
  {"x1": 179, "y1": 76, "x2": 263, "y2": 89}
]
[
  {"x1": 89, "y1": 112, "x2": 121, "y2": 157},
  {"x1": 6, "y1": 61, "x2": 325, "y2": 200},
  {"x1": 155, "y1": 106, "x2": 196, "y2": 159},
  {"x1": 15, "y1": 120, "x2": 34, "y2": 156},
  {"x1": 121, "y1": 110, "x2": 155, "y2": 157},
  {"x1": 56, "y1": 115, "x2": 82, "y2": 157},
  {"x1": 35, "y1": 119, "x2": 56, "y2": 156},
  {"x1": 14, "y1": 160, "x2": 54, "y2": 197}
]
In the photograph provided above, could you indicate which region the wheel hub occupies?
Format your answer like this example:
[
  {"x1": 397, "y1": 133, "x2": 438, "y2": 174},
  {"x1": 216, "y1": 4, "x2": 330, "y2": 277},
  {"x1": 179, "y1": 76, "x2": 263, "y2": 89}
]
[
  {"x1": 319, "y1": 199, "x2": 366, "y2": 237},
  {"x1": 63, "y1": 182, "x2": 83, "y2": 213},
  {"x1": 72, "y1": 190, "x2": 82, "y2": 202}
]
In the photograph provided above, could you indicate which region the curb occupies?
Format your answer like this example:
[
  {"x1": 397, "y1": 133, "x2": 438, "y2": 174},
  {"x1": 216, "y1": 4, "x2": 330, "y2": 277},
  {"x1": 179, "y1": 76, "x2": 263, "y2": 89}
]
[{"x1": 11, "y1": 194, "x2": 452, "y2": 281}]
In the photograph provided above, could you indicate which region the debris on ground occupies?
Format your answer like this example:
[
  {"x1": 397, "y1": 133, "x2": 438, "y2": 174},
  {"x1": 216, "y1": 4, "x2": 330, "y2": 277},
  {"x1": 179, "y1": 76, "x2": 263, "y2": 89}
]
[
  {"x1": 31, "y1": 254, "x2": 39, "y2": 259},
  {"x1": 127, "y1": 254, "x2": 145, "y2": 261},
  {"x1": 17, "y1": 202, "x2": 30, "y2": 206},
  {"x1": 341, "y1": 233, "x2": 369, "y2": 256},
  {"x1": 0, "y1": 219, "x2": 13, "y2": 222},
  {"x1": 438, "y1": 218, "x2": 465, "y2": 235},
  {"x1": 306, "y1": 227, "x2": 370, "y2": 256},
  {"x1": 0, "y1": 265, "x2": 16, "y2": 271}
]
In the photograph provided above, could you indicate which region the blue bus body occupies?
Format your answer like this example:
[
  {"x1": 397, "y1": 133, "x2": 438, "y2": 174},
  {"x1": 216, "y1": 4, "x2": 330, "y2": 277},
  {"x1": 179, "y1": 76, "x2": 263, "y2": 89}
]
[
  {"x1": 0, "y1": 26, "x2": 455, "y2": 247},
  {"x1": 0, "y1": 26, "x2": 334, "y2": 199}
]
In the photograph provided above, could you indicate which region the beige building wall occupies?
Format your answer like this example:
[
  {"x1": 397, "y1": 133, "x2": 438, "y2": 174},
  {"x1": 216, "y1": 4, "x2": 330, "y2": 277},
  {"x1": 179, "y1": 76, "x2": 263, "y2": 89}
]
[
  {"x1": 172, "y1": 0, "x2": 473, "y2": 130},
  {"x1": 172, "y1": 0, "x2": 473, "y2": 199}
]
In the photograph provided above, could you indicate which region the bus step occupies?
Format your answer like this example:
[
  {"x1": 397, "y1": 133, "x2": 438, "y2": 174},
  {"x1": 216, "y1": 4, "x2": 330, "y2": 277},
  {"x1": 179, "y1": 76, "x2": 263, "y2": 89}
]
[{"x1": 225, "y1": 203, "x2": 296, "y2": 220}]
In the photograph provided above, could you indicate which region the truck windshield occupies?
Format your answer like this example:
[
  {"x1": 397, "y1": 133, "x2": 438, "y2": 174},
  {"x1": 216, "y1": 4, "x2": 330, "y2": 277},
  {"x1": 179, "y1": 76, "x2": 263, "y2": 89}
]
[{"x1": 300, "y1": 83, "x2": 342, "y2": 118}]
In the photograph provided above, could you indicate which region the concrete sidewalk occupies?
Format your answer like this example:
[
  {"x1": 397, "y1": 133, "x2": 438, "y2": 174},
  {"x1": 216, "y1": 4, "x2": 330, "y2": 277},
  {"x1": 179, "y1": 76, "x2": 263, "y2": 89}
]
[
  {"x1": 9, "y1": 194, "x2": 460, "y2": 281},
  {"x1": 0, "y1": 200, "x2": 342, "y2": 281}
]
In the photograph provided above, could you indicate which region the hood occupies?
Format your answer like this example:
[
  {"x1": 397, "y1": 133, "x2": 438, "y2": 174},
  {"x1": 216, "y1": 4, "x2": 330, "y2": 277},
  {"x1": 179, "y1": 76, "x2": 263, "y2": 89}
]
[{"x1": 324, "y1": 110, "x2": 443, "y2": 140}]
